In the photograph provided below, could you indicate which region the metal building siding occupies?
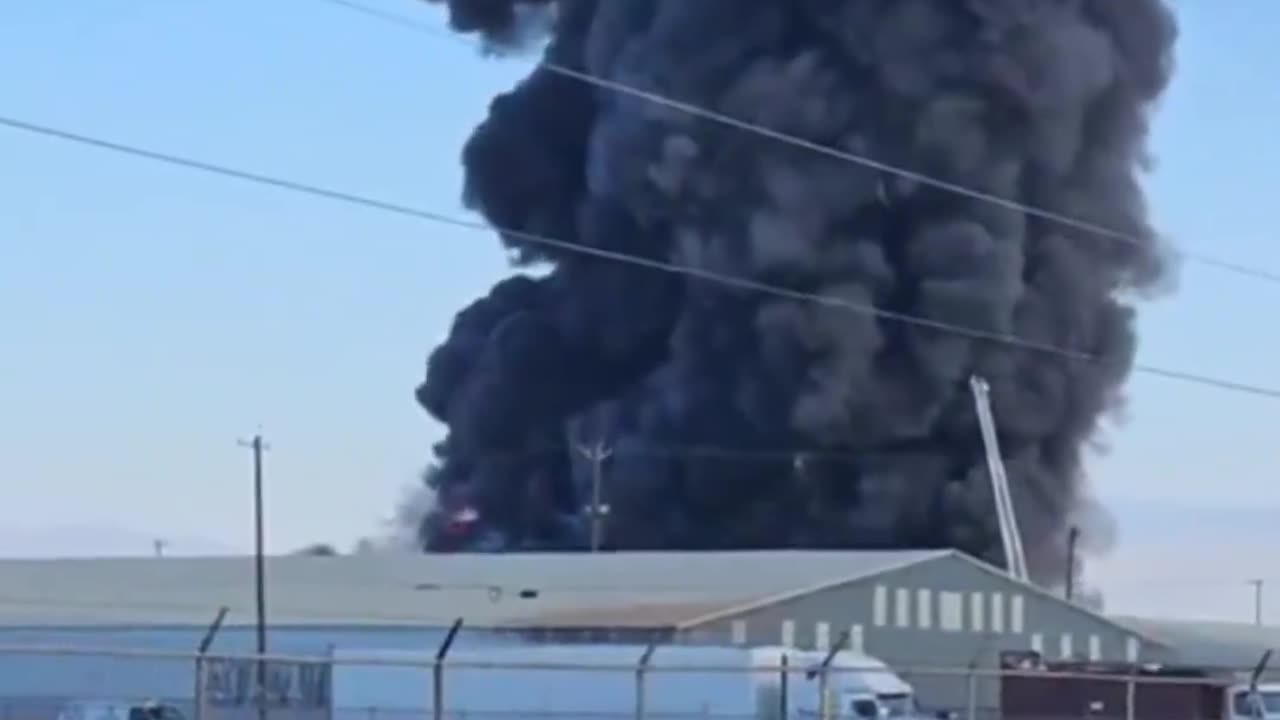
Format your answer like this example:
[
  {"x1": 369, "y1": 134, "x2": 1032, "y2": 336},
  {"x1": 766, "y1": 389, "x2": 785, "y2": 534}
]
[{"x1": 686, "y1": 553, "x2": 1166, "y2": 714}]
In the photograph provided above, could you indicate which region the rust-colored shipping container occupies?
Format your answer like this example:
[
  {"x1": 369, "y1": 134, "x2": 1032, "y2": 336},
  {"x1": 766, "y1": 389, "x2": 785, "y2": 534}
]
[{"x1": 999, "y1": 654, "x2": 1230, "y2": 720}]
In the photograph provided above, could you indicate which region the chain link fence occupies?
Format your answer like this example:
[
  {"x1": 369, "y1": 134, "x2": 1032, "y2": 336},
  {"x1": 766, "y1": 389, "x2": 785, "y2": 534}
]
[{"x1": 0, "y1": 644, "x2": 1268, "y2": 720}]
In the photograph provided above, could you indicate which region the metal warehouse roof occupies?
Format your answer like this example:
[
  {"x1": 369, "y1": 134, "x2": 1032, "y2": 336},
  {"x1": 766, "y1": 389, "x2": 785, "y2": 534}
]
[
  {"x1": 1114, "y1": 616, "x2": 1280, "y2": 671},
  {"x1": 0, "y1": 549, "x2": 947, "y2": 629}
]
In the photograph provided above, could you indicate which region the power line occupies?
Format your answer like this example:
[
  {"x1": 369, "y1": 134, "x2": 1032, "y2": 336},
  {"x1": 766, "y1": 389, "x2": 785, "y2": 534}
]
[
  {"x1": 316, "y1": 0, "x2": 429, "y2": 31},
  {"x1": 5, "y1": 114, "x2": 1280, "y2": 402},
  {"x1": 314, "y1": 0, "x2": 1280, "y2": 287}
]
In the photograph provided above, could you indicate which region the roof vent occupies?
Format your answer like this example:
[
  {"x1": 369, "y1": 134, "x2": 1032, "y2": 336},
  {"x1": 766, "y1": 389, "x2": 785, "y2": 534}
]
[{"x1": 518, "y1": 589, "x2": 539, "y2": 599}]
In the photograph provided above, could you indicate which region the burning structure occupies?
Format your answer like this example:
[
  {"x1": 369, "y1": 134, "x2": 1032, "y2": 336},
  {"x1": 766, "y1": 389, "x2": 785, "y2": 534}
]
[{"x1": 411, "y1": 0, "x2": 1178, "y2": 582}]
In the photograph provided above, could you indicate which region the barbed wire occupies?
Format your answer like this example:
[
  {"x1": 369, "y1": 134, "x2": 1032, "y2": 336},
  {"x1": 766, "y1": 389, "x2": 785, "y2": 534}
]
[{"x1": 0, "y1": 639, "x2": 1270, "y2": 679}]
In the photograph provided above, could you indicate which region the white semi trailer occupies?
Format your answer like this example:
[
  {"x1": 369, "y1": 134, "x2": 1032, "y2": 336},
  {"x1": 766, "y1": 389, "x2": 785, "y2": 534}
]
[{"x1": 331, "y1": 643, "x2": 927, "y2": 720}]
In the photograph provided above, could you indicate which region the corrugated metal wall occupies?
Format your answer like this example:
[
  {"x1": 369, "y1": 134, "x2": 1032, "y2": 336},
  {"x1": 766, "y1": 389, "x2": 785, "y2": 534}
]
[{"x1": 689, "y1": 554, "x2": 1164, "y2": 714}]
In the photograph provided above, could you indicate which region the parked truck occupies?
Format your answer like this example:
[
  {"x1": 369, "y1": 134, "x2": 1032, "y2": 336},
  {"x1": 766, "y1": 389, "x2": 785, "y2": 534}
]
[{"x1": 331, "y1": 643, "x2": 928, "y2": 720}]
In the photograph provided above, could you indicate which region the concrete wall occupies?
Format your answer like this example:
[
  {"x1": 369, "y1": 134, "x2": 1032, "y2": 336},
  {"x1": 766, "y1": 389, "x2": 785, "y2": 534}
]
[{"x1": 687, "y1": 554, "x2": 1169, "y2": 715}]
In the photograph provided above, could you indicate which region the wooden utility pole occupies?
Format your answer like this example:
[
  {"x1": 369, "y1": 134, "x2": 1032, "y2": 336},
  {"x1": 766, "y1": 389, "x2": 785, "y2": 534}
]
[
  {"x1": 238, "y1": 433, "x2": 270, "y2": 720},
  {"x1": 576, "y1": 441, "x2": 613, "y2": 552}
]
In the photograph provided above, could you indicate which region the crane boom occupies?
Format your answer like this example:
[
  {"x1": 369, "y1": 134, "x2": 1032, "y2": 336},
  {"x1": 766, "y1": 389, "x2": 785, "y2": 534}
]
[{"x1": 969, "y1": 375, "x2": 1029, "y2": 582}]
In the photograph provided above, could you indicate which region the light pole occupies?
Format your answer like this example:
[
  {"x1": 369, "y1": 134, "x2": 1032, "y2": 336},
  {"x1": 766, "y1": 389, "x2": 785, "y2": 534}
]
[
  {"x1": 1249, "y1": 579, "x2": 1265, "y2": 626},
  {"x1": 575, "y1": 441, "x2": 612, "y2": 552}
]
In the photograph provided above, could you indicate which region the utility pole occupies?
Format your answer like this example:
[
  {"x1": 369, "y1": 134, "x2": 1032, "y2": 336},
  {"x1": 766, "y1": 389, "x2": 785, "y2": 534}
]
[
  {"x1": 575, "y1": 441, "x2": 613, "y2": 552},
  {"x1": 238, "y1": 433, "x2": 270, "y2": 720},
  {"x1": 1249, "y1": 579, "x2": 1265, "y2": 626},
  {"x1": 1065, "y1": 525, "x2": 1079, "y2": 602}
]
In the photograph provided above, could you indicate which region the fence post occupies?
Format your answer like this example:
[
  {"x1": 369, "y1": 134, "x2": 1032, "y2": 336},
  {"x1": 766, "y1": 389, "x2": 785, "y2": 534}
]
[
  {"x1": 1124, "y1": 671, "x2": 1136, "y2": 720},
  {"x1": 433, "y1": 618, "x2": 464, "y2": 720},
  {"x1": 818, "y1": 667, "x2": 831, "y2": 720},
  {"x1": 194, "y1": 658, "x2": 207, "y2": 720},
  {"x1": 635, "y1": 644, "x2": 656, "y2": 720},
  {"x1": 965, "y1": 667, "x2": 977, "y2": 720},
  {"x1": 194, "y1": 607, "x2": 230, "y2": 720},
  {"x1": 810, "y1": 630, "x2": 849, "y2": 720},
  {"x1": 323, "y1": 645, "x2": 336, "y2": 720},
  {"x1": 779, "y1": 654, "x2": 789, "y2": 720},
  {"x1": 1247, "y1": 650, "x2": 1274, "y2": 720}
]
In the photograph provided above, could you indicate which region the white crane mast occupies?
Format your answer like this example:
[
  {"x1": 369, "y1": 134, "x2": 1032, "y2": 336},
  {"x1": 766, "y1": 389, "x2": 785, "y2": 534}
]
[{"x1": 969, "y1": 375, "x2": 1029, "y2": 583}]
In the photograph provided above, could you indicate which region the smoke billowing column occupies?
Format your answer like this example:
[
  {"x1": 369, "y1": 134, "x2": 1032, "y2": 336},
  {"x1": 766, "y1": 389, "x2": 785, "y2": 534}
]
[{"x1": 411, "y1": 0, "x2": 1177, "y2": 583}]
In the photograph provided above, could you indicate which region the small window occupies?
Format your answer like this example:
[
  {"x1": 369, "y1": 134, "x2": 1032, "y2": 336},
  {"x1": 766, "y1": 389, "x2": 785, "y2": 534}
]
[
  {"x1": 1059, "y1": 633, "x2": 1073, "y2": 659},
  {"x1": 873, "y1": 585, "x2": 889, "y2": 627},
  {"x1": 1030, "y1": 633, "x2": 1044, "y2": 654},
  {"x1": 1010, "y1": 595, "x2": 1025, "y2": 633},
  {"x1": 939, "y1": 592, "x2": 964, "y2": 632},
  {"x1": 850, "y1": 624, "x2": 865, "y2": 653},
  {"x1": 916, "y1": 589, "x2": 933, "y2": 629},
  {"x1": 731, "y1": 619, "x2": 747, "y2": 645},
  {"x1": 1231, "y1": 691, "x2": 1280, "y2": 717},
  {"x1": 895, "y1": 588, "x2": 911, "y2": 628},
  {"x1": 815, "y1": 621, "x2": 830, "y2": 651},
  {"x1": 990, "y1": 593, "x2": 1005, "y2": 633},
  {"x1": 1234, "y1": 692, "x2": 1256, "y2": 718},
  {"x1": 781, "y1": 619, "x2": 795, "y2": 646},
  {"x1": 1125, "y1": 636, "x2": 1140, "y2": 662},
  {"x1": 969, "y1": 592, "x2": 985, "y2": 632},
  {"x1": 1088, "y1": 634, "x2": 1101, "y2": 661},
  {"x1": 851, "y1": 699, "x2": 878, "y2": 719}
]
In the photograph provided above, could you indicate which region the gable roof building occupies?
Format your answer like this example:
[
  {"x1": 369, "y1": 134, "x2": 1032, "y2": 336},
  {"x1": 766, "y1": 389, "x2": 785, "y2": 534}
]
[{"x1": 1, "y1": 549, "x2": 1268, "y2": 714}]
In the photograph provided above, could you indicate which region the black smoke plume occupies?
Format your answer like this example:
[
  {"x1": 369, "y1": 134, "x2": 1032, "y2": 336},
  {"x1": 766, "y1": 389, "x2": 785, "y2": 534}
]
[{"x1": 411, "y1": 0, "x2": 1177, "y2": 582}]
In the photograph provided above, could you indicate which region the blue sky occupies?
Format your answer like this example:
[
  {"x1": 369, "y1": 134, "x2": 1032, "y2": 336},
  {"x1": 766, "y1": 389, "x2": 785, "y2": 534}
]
[{"x1": 1, "y1": 2, "x2": 1278, "y2": 621}]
